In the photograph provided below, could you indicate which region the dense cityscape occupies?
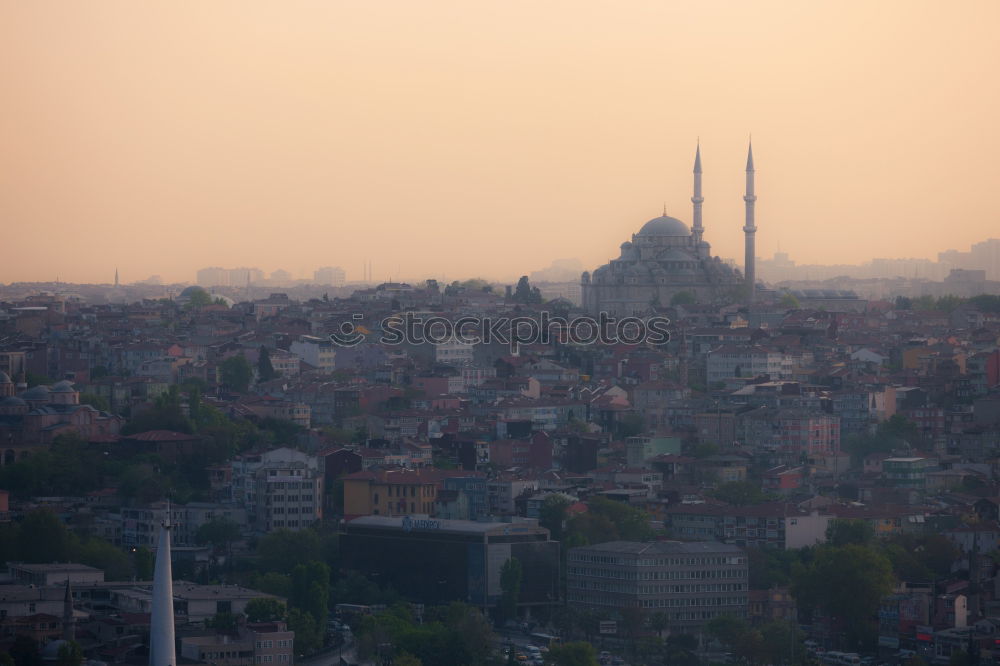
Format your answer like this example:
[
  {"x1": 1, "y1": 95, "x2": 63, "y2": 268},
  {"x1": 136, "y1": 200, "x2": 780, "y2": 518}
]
[{"x1": 5, "y1": 2, "x2": 1000, "y2": 666}]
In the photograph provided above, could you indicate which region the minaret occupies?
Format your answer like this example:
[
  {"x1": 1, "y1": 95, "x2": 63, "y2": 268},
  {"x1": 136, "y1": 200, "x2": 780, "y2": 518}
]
[
  {"x1": 743, "y1": 140, "x2": 757, "y2": 303},
  {"x1": 62, "y1": 580, "x2": 75, "y2": 642},
  {"x1": 150, "y1": 503, "x2": 176, "y2": 666},
  {"x1": 691, "y1": 141, "x2": 704, "y2": 249},
  {"x1": 114, "y1": 268, "x2": 120, "y2": 288}
]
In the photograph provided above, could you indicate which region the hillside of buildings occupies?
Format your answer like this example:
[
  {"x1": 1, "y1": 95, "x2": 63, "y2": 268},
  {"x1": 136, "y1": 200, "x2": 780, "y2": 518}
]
[{"x1": 2, "y1": 280, "x2": 1000, "y2": 665}]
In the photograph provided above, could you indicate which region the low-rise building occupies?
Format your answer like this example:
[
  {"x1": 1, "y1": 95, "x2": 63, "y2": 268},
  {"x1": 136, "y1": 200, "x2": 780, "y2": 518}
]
[
  {"x1": 179, "y1": 621, "x2": 295, "y2": 665},
  {"x1": 7, "y1": 563, "x2": 105, "y2": 586},
  {"x1": 566, "y1": 540, "x2": 748, "y2": 632}
]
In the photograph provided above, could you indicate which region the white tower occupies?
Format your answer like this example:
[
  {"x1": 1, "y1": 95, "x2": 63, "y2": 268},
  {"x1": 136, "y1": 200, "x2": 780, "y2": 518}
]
[
  {"x1": 150, "y1": 503, "x2": 176, "y2": 666},
  {"x1": 743, "y1": 140, "x2": 757, "y2": 303},
  {"x1": 691, "y1": 141, "x2": 704, "y2": 249}
]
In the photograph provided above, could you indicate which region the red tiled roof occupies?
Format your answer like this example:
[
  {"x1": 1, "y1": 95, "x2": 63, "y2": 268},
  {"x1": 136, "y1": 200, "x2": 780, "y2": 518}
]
[{"x1": 123, "y1": 430, "x2": 200, "y2": 442}]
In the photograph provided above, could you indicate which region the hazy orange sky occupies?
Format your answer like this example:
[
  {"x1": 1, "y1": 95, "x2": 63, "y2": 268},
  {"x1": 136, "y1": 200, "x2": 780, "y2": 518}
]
[{"x1": 3, "y1": 1, "x2": 999, "y2": 285}]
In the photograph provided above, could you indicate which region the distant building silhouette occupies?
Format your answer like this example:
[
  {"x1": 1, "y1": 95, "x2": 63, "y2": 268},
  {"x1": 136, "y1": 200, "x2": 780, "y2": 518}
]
[{"x1": 314, "y1": 266, "x2": 346, "y2": 286}]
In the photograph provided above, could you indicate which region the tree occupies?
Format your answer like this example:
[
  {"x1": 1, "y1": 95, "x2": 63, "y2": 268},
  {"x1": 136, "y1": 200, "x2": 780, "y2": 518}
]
[
  {"x1": 395, "y1": 653, "x2": 423, "y2": 666},
  {"x1": 649, "y1": 611, "x2": 668, "y2": 639},
  {"x1": 544, "y1": 641, "x2": 599, "y2": 666},
  {"x1": 220, "y1": 354, "x2": 254, "y2": 393},
  {"x1": 9, "y1": 634, "x2": 41, "y2": 666},
  {"x1": 290, "y1": 561, "x2": 330, "y2": 628},
  {"x1": 826, "y1": 519, "x2": 873, "y2": 547},
  {"x1": 134, "y1": 545, "x2": 155, "y2": 580},
  {"x1": 691, "y1": 441, "x2": 719, "y2": 459},
  {"x1": 760, "y1": 620, "x2": 806, "y2": 665},
  {"x1": 710, "y1": 481, "x2": 771, "y2": 506},
  {"x1": 287, "y1": 607, "x2": 322, "y2": 654},
  {"x1": 565, "y1": 496, "x2": 654, "y2": 546},
  {"x1": 792, "y1": 544, "x2": 895, "y2": 649},
  {"x1": 208, "y1": 612, "x2": 239, "y2": 632},
  {"x1": 441, "y1": 602, "x2": 495, "y2": 665},
  {"x1": 735, "y1": 628, "x2": 768, "y2": 666},
  {"x1": 245, "y1": 597, "x2": 287, "y2": 623},
  {"x1": 257, "y1": 528, "x2": 323, "y2": 575},
  {"x1": 500, "y1": 557, "x2": 523, "y2": 622},
  {"x1": 778, "y1": 292, "x2": 800, "y2": 309},
  {"x1": 614, "y1": 413, "x2": 644, "y2": 439},
  {"x1": 619, "y1": 606, "x2": 646, "y2": 660},
  {"x1": 196, "y1": 518, "x2": 241, "y2": 563},
  {"x1": 185, "y1": 287, "x2": 213, "y2": 308},
  {"x1": 117, "y1": 464, "x2": 171, "y2": 503},
  {"x1": 670, "y1": 290, "x2": 696, "y2": 306},
  {"x1": 258, "y1": 346, "x2": 278, "y2": 382},
  {"x1": 18, "y1": 509, "x2": 73, "y2": 562},
  {"x1": 707, "y1": 614, "x2": 749, "y2": 648},
  {"x1": 252, "y1": 572, "x2": 293, "y2": 598},
  {"x1": 949, "y1": 649, "x2": 971, "y2": 666},
  {"x1": 663, "y1": 633, "x2": 700, "y2": 666},
  {"x1": 747, "y1": 547, "x2": 801, "y2": 590},
  {"x1": 122, "y1": 384, "x2": 193, "y2": 434},
  {"x1": 539, "y1": 495, "x2": 571, "y2": 541},
  {"x1": 76, "y1": 536, "x2": 133, "y2": 580},
  {"x1": 78, "y1": 392, "x2": 111, "y2": 412},
  {"x1": 55, "y1": 641, "x2": 83, "y2": 666},
  {"x1": 513, "y1": 276, "x2": 543, "y2": 305}
]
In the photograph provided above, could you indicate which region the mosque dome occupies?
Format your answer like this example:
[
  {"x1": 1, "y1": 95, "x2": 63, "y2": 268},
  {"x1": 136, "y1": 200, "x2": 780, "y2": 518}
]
[
  {"x1": 0, "y1": 396, "x2": 26, "y2": 406},
  {"x1": 21, "y1": 385, "x2": 51, "y2": 401},
  {"x1": 637, "y1": 215, "x2": 690, "y2": 237},
  {"x1": 51, "y1": 380, "x2": 76, "y2": 393},
  {"x1": 0, "y1": 372, "x2": 11, "y2": 384},
  {"x1": 41, "y1": 639, "x2": 70, "y2": 662}
]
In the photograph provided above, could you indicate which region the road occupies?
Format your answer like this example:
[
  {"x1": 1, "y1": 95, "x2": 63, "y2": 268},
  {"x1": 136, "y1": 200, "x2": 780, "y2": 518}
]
[{"x1": 299, "y1": 634, "x2": 368, "y2": 666}]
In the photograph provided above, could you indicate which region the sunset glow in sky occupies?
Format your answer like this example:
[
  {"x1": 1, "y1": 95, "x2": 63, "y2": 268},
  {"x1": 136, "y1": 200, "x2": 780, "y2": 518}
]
[{"x1": 3, "y1": 1, "x2": 999, "y2": 284}]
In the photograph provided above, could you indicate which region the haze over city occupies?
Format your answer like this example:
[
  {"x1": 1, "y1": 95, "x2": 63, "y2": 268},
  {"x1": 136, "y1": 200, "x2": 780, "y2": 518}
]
[{"x1": 2, "y1": 1, "x2": 999, "y2": 285}]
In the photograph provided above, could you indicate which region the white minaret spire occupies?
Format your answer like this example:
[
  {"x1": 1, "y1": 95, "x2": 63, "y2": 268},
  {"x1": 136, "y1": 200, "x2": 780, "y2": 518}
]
[
  {"x1": 691, "y1": 140, "x2": 704, "y2": 250},
  {"x1": 150, "y1": 501, "x2": 176, "y2": 666},
  {"x1": 743, "y1": 139, "x2": 757, "y2": 303}
]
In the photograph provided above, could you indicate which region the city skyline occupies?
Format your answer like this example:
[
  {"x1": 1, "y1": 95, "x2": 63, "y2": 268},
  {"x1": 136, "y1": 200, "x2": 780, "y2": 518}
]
[{"x1": 3, "y1": 1, "x2": 1000, "y2": 284}]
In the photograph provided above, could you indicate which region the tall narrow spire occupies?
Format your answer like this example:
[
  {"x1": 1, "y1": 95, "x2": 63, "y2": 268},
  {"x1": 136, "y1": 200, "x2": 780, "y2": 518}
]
[
  {"x1": 743, "y1": 139, "x2": 757, "y2": 303},
  {"x1": 62, "y1": 579, "x2": 75, "y2": 642},
  {"x1": 150, "y1": 501, "x2": 176, "y2": 666},
  {"x1": 114, "y1": 268, "x2": 119, "y2": 288},
  {"x1": 691, "y1": 141, "x2": 704, "y2": 248}
]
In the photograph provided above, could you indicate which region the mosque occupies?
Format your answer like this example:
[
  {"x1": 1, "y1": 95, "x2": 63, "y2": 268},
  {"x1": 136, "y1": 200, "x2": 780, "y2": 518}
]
[{"x1": 581, "y1": 142, "x2": 759, "y2": 315}]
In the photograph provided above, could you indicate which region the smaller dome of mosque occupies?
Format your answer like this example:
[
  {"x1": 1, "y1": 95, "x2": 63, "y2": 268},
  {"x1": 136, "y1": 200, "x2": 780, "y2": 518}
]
[
  {"x1": 51, "y1": 380, "x2": 76, "y2": 393},
  {"x1": 41, "y1": 639, "x2": 70, "y2": 662},
  {"x1": 21, "y1": 385, "x2": 51, "y2": 401}
]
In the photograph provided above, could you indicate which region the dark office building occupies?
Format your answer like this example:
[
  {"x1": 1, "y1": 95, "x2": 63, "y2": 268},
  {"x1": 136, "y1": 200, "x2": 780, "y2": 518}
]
[{"x1": 340, "y1": 516, "x2": 559, "y2": 610}]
